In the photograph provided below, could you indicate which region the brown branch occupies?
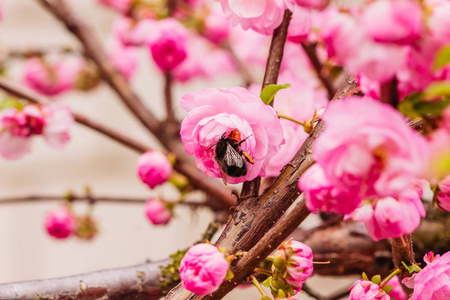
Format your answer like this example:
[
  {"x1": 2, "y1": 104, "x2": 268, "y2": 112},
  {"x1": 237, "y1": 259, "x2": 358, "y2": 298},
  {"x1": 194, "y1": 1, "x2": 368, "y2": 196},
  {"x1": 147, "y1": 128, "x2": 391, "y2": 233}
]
[
  {"x1": 262, "y1": 9, "x2": 292, "y2": 90},
  {"x1": 220, "y1": 42, "x2": 256, "y2": 87},
  {"x1": 164, "y1": 72, "x2": 175, "y2": 124},
  {"x1": 241, "y1": 9, "x2": 292, "y2": 198},
  {"x1": 0, "y1": 76, "x2": 150, "y2": 153},
  {"x1": 301, "y1": 42, "x2": 336, "y2": 99},
  {"x1": 36, "y1": 0, "x2": 236, "y2": 209},
  {"x1": 380, "y1": 77, "x2": 399, "y2": 107},
  {"x1": 36, "y1": 0, "x2": 162, "y2": 139},
  {"x1": 164, "y1": 76, "x2": 360, "y2": 300},
  {"x1": 0, "y1": 260, "x2": 169, "y2": 300},
  {"x1": 0, "y1": 194, "x2": 204, "y2": 208}
]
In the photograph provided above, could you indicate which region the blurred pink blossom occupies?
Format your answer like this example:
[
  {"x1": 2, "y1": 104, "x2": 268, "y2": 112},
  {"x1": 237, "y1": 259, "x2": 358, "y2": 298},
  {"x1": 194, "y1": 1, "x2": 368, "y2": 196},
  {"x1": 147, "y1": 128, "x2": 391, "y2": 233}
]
[
  {"x1": 287, "y1": 6, "x2": 312, "y2": 44},
  {"x1": 408, "y1": 251, "x2": 450, "y2": 299},
  {"x1": 147, "y1": 18, "x2": 188, "y2": 71},
  {"x1": 220, "y1": 0, "x2": 286, "y2": 35},
  {"x1": 179, "y1": 243, "x2": 229, "y2": 295},
  {"x1": 45, "y1": 208, "x2": 77, "y2": 239},
  {"x1": 437, "y1": 176, "x2": 450, "y2": 211},
  {"x1": 137, "y1": 151, "x2": 173, "y2": 189},
  {"x1": 314, "y1": 97, "x2": 429, "y2": 199},
  {"x1": 0, "y1": 104, "x2": 73, "y2": 159},
  {"x1": 112, "y1": 17, "x2": 156, "y2": 46},
  {"x1": 299, "y1": 164, "x2": 362, "y2": 215},
  {"x1": 180, "y1": 87, "x2": 283, "y2": 184},
  {"x1": 172, "y1": 35, "x2": 235, "y2": 82},
  {"x1": 349, "y1": 279, "x2": 389, "y2": 300},
  {"x1": 385, "y1": 276, "x2": 407, "y2": 300},
  {"x1": 348, "y1": 188, "x2": 425, "y2": 241},
  {"x1": 23, "y1": 56, "x2": 83, "y2": 96},
  {"x1": 97, "y1": 0, "x2": 132, "y2": 14},
  {"x1": 106, "y1": 37, "x2": 138, "y2": 80},
  {"x1": 144, "y1": 198, "x2": 172, "y2": 225},
  {"x1": 363, "y1": 0, "x2": 423, "y2": 45},
  {"x1": 286, "y1": 0, "x2": 329, "y2": 10},
  {"x1": 202, "y1": 4, "x2": 230, "y2": 44},
  {"x1": 356, "y1": 74, "x2": 380, "y2": 100}
]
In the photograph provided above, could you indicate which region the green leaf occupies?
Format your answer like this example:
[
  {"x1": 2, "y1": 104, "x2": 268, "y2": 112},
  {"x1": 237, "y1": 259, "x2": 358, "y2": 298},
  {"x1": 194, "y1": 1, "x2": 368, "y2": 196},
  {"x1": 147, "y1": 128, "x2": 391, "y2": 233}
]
[
  {"x1": 0, "y1": 98, "x2": 24, "y2": 111},
  {"x1": 262, "y1": 277, "x2": 271, "y2": 288},
  {"x1": 398, "y1": 90, "x2": 450, "y2": 118},
  {"x1": 260, "y1": 83, "x2": 291, "y2": 105},
  {"x1": 371, "y1": 275, "x2": 381, "y2": 285},
  {"x1": 382, "y1": 284, "x2": 393, "y2": 294},
  {"x1": 362, "y1": 272, "x2": 369, "y2": 280},
  {"x1": 225, "y1": 270, "x2": 234, "y2": 281},
  {"x1": 433, "y1": 46, "x2": 450, "y2": 70},
  {"x1": 261, "y1": 297, "x2": 272, "y2": 300},
  {"x1": 424, "y1": 81, "x2": 450, "y2": 99}
]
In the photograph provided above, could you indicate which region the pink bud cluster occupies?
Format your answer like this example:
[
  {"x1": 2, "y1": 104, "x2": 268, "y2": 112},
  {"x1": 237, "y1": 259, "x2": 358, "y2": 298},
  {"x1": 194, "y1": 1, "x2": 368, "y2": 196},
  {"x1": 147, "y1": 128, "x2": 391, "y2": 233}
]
[
  {"x1": 179, "y1": 243, "x2": 229, "y2": 295},
  {"x1": 349, "y1": 276, "x2": 406, "y2": 300},
  {"x1": 23, "y1": 56, "x2": 85, "y2": 96},
  {"x1": 299, "y1": 97, "x2": 429, "y2": 241},
  {"x1": 267, "y1": 239, "x2": 314, "y2": 298},
  {"x1": 0, "y1": 103, "x2": 74, "y2": 159}
]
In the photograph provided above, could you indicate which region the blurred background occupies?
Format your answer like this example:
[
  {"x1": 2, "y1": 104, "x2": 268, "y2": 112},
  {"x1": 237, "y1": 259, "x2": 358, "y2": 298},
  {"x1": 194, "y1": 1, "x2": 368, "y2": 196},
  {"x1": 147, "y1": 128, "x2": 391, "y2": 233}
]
[{"x1": 0, "y1": 1, "x2": 355, "y2": 298}]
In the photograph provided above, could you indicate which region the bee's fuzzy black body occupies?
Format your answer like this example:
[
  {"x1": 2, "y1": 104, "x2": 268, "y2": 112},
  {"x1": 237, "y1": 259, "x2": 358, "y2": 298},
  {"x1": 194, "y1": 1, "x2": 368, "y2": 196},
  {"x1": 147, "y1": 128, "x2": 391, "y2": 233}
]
[{"x1": 214, "y1": 137, "x2": 248, "y2": 178}]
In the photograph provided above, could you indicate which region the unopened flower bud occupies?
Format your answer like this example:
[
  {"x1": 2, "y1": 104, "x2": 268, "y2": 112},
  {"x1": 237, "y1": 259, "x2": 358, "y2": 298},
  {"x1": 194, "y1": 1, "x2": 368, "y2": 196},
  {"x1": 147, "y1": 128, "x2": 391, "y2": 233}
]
[
  {"x1": 75, "y1": 215, "x2": 98, "y2": 240},
  {"x1": 137, "y1": 151, "x2": 173, "y2": 189},
  {"x1": 179, "y1": 243, "x2": 229, "y2": 295},
  {"x1": 45, "y1": 208, "x2": 76, "y2": 239},
  {"x1": 145, "y1": 198, "x2": 172, "y2": 225}
]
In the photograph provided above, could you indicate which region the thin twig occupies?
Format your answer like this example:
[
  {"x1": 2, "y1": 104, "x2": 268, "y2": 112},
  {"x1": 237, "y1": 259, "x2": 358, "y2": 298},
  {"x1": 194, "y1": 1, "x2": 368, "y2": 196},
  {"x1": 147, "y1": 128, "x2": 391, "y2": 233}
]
[
  {"x1": 164, "y1": 71, "x2": 176, "y2": 125},
  {"x1": 0, "y1": 76, "x2": 150, "y2": 153},
  {"x1": 0, "y1": 194, "x2": 204, "y2": 207},
  {"x1": 220, "y1": 42, "x2": 255, "y2": 87},
  {"x1": 380, "y1": 77, "x2": 399, "y2": 107},
  {"x1": 301, "y1": 42, "x2": 336, "y2": 99},
  {"x1": 36, "y1": 0, "x2": 236, "y2": 209}
]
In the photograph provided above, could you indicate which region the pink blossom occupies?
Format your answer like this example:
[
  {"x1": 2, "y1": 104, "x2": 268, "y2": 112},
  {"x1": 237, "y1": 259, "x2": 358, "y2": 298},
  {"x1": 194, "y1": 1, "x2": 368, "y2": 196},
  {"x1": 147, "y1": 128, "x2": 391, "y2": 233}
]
[
  {"x1": 202, "y1": 4, "x2": 230, "y2": 44},
  {"x1": 45, "y1": 208, "x2": 77, "y2": 239},
  {"x1": 220, "y1": 0, "x2": 286, "y2": 35},
  {"x1": 437, "y1": 175, "x2": 450, "y2": 211},
  {"x1": 287, "y1": 0, "x2": 329, "y2": 10},
  {"x1": 179, "y1": 243, "x2": 229, "y2": 295},
  {"x1": 0, "y1": 104, "x2": 73, "y2": 159},
  {"x1": 180, "y1": 87, "x2": 284, "y2": 184},
  {"x1": 23, "y1": 56, "x2": 83, "y2": 96},
  {"x1": 409, "y1": 251, "x2": 450, "y2": 299},
  {"x1": 172, "y1": 35, "x2": 235, "y2": 83},
  {"x1": 105, "y1": 37, "x2": 138, "y2": 80},
  {"x1": 97, "y1": 0, "x2": 132, "y2": 14},
  {"x1": 385, "y1": 276, "x2": 407, "y2": 300},
  {"x1": 349, "y1": 279, "x2": 389, "y2": 300},
  {"x1": 144, "y1": 198, "x2": 172, "y2": 225},
  {"x1": 349, "y1": 188, "x2": 425, "y2": 241},
  {"x1": 137, "y1": 151, "x2": 173, "y2": 189},
  {"x1": 428, "y1": 1, "x2": 450, "y2": 46},
  {"x1": 363, "y1": 0, "x2": 423, "y2": 45},
  {"x1": 147, "y1": 18, "x2": 188, "y2": 72},
  {"x1": 287, "y1": 6, "x2": 311, "y2": 44},
  {"x1": 299, "y1": 164, "x2": 362, "y2": 215},
  {"x1": 259, "y1": 78, "x2": 327, "y2": 177},
  {"x1": 357, "y1": 74, "x2": 380, "y2": 100},
  {"x1": 42, "y1": 105, "x2": 74, "y2": 149},
  {"x1": 314, "y1": 97, "x2": 429, "y2": 199},
  {"x1": 112, "y1": 17, "x2": 156, "y2": 46}
]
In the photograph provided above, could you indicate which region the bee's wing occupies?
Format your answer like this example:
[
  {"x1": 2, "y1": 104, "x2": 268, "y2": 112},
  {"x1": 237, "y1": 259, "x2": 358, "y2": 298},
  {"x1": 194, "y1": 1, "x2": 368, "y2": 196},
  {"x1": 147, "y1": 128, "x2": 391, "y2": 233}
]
[{"x1": 225, "y1": 143, "x2": 244, "y2": 168}]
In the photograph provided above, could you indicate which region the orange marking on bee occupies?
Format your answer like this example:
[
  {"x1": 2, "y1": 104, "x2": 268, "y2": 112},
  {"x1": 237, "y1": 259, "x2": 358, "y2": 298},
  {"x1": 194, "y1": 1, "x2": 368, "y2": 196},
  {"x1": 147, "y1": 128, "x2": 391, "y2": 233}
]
[{"x1": 242, "y1": 151, "x2": 254, "y2": 164}]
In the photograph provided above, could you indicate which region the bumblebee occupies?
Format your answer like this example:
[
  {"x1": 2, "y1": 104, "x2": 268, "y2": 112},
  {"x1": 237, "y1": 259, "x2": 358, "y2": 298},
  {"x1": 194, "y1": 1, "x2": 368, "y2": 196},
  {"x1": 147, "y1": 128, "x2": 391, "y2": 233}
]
[{"x1": 211, "y1": 130, "x2": 254, "y2": 184}]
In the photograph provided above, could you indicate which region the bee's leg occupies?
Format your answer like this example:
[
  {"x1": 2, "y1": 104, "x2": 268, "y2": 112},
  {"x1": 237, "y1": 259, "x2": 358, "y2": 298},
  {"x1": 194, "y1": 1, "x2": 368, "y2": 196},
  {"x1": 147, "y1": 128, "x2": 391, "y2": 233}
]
[
  {"x1": 238, "y1": 134, "x2": 254, "y2": 145},
  {"x1": 241, "y1": 151, "x2": 255, "y2": 164}
]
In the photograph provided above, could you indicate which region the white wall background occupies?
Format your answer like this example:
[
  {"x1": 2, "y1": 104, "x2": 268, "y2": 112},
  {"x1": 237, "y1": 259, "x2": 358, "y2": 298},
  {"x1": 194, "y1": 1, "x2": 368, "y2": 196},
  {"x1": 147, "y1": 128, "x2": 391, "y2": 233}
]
[{"x1": 0, "y1": 1, "x2": 354, "y2": 299}]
